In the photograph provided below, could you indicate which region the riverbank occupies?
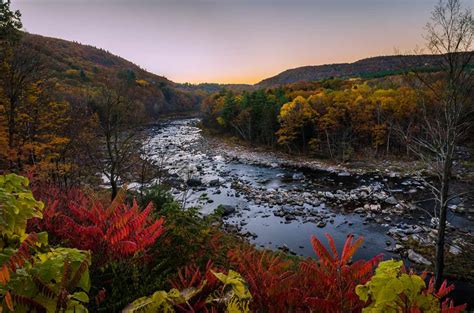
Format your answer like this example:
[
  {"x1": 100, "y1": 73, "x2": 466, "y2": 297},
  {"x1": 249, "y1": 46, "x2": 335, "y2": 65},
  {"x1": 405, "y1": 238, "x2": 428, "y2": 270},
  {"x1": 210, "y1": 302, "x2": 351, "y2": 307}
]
[{"x1": 202, "y1": 129, "x2": 474, "y2": 183}]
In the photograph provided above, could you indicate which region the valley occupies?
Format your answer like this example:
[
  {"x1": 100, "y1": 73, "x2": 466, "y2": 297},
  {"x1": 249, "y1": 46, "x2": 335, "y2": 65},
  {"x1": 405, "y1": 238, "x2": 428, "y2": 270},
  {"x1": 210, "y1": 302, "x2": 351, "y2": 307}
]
[{"x1": 143, "y1": 118, "x2": 474, "y2": 306}]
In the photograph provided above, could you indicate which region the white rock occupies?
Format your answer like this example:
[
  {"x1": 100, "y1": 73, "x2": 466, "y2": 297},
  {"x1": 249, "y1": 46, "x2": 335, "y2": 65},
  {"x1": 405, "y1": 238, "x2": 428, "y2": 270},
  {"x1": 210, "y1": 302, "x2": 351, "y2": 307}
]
[
  {"x1": 449, "y1": 245, "x2": 462, "y2": 255},
  {"x1": 408, "y1": 249, "x2": 432, "y2": 266}
]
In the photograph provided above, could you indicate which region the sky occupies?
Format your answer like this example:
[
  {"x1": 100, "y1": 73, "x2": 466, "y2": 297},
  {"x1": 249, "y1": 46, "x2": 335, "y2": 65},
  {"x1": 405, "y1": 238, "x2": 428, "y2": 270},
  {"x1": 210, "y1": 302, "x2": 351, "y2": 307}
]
[{"x1": 13, "y1": 0, "x2": 440, "y2": 84}]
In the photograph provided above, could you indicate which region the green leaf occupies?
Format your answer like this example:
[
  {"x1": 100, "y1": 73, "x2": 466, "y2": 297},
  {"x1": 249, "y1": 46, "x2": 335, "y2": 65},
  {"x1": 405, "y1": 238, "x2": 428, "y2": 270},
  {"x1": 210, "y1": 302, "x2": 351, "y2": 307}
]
[{"x1": 70, "y1": 291, "x2": 89, "y2": 303}]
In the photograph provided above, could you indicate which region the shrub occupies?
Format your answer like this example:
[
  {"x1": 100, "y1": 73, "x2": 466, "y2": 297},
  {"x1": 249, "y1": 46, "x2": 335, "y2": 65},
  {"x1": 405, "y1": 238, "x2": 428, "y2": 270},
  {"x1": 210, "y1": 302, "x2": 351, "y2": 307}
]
[
  {"x1": 33, "y1": 187, "x2": 165, "y2": 265},
  {"x1": 124, "y1": 267, "x2": 252, "y2": 313},
  {"x1": 356, "y1": 260, "x2": 467, "y2": 312},
  {"x1": 227, "y1": 233, "x2": 382, "y2": 312},
  {"x1": 297, "y1": 233, "x2": 382, "y2": 312},
  {"x1": 0, "y1": 174, "x2": 91, "y2": 312},
  {"x1": 168, "y1": 260, "x2": 222, "y2": 312},
  {"x1": 228, "y1": 246, "x2": 297, "y2": 312}
]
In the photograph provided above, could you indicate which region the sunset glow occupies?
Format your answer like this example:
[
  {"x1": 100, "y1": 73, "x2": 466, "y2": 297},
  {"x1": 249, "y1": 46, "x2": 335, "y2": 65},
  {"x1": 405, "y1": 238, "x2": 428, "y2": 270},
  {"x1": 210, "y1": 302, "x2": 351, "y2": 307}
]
[{"x1": 15, "y1": 0, "x2": 435, "y2": 83}]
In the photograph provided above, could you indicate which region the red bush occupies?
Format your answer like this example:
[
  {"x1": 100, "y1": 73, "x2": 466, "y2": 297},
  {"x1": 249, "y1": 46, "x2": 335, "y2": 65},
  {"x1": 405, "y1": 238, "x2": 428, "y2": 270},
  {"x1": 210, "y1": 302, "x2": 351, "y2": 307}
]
[
  {"x1": 228, "y1": 234, "x2": 382, "y2": 313},
  {"x1": 422, "y1": 271, "x2": 467, "y2": 312},
  {"x1": 31, "y1": 186, "x2": 165, "y2": 265},
  {"x1": 297, "y1": 234, "x2": 382, "y2": 312},
  {"x1": 228, "y1": 246, "x2": 297, "y2": 312}
]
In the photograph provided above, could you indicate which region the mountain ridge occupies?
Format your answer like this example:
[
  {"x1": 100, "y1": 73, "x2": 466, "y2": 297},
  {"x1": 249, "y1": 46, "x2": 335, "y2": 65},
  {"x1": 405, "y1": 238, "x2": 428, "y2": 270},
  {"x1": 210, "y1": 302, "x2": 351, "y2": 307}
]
[{"x1": 255, "y1": 54, "x2": 449, "y2": 88}]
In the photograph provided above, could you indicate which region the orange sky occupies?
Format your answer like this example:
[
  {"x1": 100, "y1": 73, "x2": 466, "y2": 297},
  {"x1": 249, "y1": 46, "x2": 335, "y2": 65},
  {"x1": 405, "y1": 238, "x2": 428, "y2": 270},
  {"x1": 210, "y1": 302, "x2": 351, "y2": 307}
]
[{"x1": 14, "y1": 0, "x2": 436, "y2": 84}]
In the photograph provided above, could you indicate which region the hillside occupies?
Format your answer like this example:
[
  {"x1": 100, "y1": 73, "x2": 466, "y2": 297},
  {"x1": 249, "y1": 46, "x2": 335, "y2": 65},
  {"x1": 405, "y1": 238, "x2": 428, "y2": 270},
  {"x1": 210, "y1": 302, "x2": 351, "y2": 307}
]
[
  {"x1": 256, "y1": 55, "x2": 448, "y2": 88},
  {"x1": 19, "y1": 33, "x2": 201, "y2": 115},
  {"x1": 177, "y1": 82, "x2": 254, "y2": 93}
]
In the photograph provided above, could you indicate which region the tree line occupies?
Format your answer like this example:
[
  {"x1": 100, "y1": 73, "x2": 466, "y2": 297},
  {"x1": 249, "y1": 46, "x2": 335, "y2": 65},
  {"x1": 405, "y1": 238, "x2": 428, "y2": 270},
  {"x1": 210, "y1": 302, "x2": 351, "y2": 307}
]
[{"x1": 202, "y1": 79, "x2": 431, "y2": 161}]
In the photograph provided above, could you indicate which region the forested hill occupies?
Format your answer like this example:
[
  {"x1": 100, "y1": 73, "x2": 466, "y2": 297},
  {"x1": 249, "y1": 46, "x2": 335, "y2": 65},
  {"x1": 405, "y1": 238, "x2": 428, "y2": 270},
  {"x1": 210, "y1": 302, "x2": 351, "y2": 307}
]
[
  {"x1": 256, "y1": 55, "x2": 447, "y2": 88},
  {"x1": 20, "y1": 33, "x2": 201, "y2": 115},
  {"x1": 177, "y1": 82, "x2": 254, "y2": 93}
]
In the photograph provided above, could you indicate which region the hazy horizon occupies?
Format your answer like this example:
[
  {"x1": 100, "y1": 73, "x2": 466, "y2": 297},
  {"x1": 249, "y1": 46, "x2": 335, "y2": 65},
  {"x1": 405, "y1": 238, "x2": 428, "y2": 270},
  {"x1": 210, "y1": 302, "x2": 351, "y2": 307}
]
[{"x1": 14, "y1": 0, "x2": 436, "y2": 84}]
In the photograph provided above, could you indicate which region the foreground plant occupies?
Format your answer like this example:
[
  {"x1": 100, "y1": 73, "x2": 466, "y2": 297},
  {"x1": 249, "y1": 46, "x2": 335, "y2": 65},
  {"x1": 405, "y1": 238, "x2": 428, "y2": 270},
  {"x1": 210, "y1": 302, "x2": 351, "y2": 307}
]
[
  {"x1": 0, "y1": 174, "x2": 91, "y2": 312},
  {"x1": 227, "y1": 233, "x2": 382, "y2": 312},
  {"x1": 298, "y1": 234, "x2": 383, "y2": 312},
  {"x1": 356, "y1": 259, "x2": 466, "y2": 312},
  {"x1": 34, "y1": 187, "x2": 165, "y2": 265},
  {"x1": 228, "y1": 246, "x2": 296, "y2": 312},
  {"x1": 124, "y1": 268, "x2": 251, "y2": 313}
]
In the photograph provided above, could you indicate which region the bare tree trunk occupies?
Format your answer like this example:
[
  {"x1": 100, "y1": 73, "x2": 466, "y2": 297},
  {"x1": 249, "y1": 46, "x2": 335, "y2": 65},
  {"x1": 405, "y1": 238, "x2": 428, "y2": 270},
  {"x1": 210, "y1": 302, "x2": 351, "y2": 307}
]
[
  {"x1": 325, "y1": 129, "x2": 334, "y2": 159},
  {"x1": 110, "y1": 175, "x2": 118, "y2": 200},
  {"x1": 435, "y1": 156, "x2": 451, "y2": 289},
  {"x1": 7, "y1": 97, "x2": 16, "y2": 148},
  {"x1": 386, "y1": 125, "x2": 392, "y2": 156}
]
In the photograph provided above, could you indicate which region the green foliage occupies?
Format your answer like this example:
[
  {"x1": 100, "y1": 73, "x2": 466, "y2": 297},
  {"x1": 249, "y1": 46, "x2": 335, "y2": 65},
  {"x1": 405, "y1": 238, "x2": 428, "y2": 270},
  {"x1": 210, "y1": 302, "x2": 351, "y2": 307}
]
[
  {"x1": 140, "y1": 185, "x2": 175, "y2": 214},
  {"x1": 117, "y1": 68, "x2": 137, "y2": 83},
  {"x1": 123, "y1": 270, "x2": 251, "y2": 313},
  {"x1": 0, "y1": 0, "x2": 22, "y2": 45},
  {"x1": 1, "y1": 248, "x2": 91, "y2": 313},
  {"x1": 209, "y1": 270, "x2": 252, "y2": 313},
  {"x1": 0, "y1": 174, "x2": 44, "y2": 238},
  {"x1": 356, "y1": 260, "x2": 465, "y2": 312},
  {"x1": 202, "y1": 88, "x2": 287, "y2": 147},
  {"x1": 0, "y1": 174, "x2": 91, "y2": 312}
]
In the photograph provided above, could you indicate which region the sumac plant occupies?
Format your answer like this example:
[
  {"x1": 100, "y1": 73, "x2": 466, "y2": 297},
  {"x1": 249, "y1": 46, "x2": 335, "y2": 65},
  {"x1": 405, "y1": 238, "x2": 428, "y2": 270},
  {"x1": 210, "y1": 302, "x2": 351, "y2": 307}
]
[
  {"x1": 168, "y1": 260, "x2": 221, "y2": 312},
  {"x1": 297, "y1": 233, "x2": 383, "y2": 312},
  {"x1": 34, "y1": 187, "x2": 165, "y2": 265},
  {"x1": 228, "y1": 246, "x2": 297, "y2": 312}
]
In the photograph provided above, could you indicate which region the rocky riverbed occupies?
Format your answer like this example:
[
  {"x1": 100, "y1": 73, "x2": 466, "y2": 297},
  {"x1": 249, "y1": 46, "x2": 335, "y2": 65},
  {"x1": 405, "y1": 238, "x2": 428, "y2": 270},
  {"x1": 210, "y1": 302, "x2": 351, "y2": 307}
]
[{"x1": 144, "y1": 118, "x2": 474, "y2": 303}]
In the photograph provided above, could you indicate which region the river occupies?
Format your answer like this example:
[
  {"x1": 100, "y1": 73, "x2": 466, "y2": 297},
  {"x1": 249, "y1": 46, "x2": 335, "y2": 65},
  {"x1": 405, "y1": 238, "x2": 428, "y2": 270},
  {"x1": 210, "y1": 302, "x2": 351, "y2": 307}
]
[{"x1": 144, "y1": 118, "x2": 474, "y2": 306}]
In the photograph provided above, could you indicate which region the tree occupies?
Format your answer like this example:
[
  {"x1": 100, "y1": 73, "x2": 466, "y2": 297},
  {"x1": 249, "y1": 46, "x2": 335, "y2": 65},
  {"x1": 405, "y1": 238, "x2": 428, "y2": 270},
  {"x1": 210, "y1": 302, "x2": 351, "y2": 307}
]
[
  {"x1": 0, "y1": 0, "x2": 22, "y2": 46},
  {"x1": 409, "y1": 0, "x2": 473, "y2": 289},
  {"x1": 87, "y1": 81, "x2": 146, "y2": 200},
  {"x1": 14, "y1": 81, "x2": 71, "y2": 178},
  {"x1": 0, "y1": 3, "x2": 46, "y2": 171},
  {"x1": 276, "y1": 96, "x2": 315, "y2": 152}
]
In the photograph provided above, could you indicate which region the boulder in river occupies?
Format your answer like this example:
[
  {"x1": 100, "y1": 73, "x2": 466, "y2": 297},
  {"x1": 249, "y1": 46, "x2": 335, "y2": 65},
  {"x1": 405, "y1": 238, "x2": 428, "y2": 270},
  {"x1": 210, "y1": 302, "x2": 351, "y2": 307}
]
[
  {"x1": 292, "y1": 172, "x2": 305, "y2": 180},
  {"x1": 186, "y1": 177, "x2": 202, "y2": 187},
  {"x1": 408, "y1": 249, "x2": 432, "y2": 266},
  {"x1": 338, "y1": 171, "x2": 351, "y2": 177},
  {"x1": 317, "y1": 221, "x2": 326, "y2": 228},
  {"x1": 216, "y1": 204, "x2": 236, "y2": 216},
  {"x1": 385, "y1": 196, "x2": 398, "y2": 205},
  {"x1": 209, "y1": 178, "x2": 221, "y2": 187}
]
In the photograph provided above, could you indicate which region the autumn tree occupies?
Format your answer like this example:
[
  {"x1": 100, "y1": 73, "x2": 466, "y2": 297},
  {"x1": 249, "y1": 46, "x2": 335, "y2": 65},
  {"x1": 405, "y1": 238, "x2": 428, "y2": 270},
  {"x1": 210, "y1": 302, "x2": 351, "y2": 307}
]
[
  {"x1": 0, "y1": 0, "x2": 24, "y2": 164},
  {"x1": 312, "y1": 89, "x2": 356, "y2": 160},
  {"x1": 0, "y1": 2, "x2": 72, "y2": 179},
  {"x1": 409, "y1": 0, "x2": 473, "y2": 289},
  {"x1": 15, "y1": 81, "x2": 71, "y2": 177},
  {"x1": 276, "y1": 96, "x2": 316, "y2": 152}
]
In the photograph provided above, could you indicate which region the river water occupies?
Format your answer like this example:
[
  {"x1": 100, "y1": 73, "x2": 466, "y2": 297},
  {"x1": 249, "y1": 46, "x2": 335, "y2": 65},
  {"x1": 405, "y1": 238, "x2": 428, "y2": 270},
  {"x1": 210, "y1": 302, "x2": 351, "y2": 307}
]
[{"x1": 144, "y1": 118, "x2": 473, "y2": 306}]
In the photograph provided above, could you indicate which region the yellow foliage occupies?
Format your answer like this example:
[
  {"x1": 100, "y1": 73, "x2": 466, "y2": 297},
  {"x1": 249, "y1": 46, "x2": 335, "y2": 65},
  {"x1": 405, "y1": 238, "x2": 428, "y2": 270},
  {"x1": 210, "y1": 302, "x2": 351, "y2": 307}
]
[
  {"x1": 136, "y1": 79, "x2": 150, "y2": 87},
  {"x1": 65, "y1": 69, "x2": 80, "y2": 77}
]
